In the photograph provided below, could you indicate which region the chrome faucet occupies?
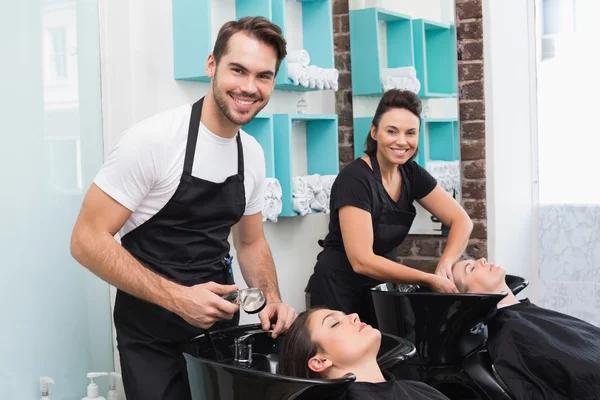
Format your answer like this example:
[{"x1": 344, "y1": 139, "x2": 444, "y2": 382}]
[{"x1": 233, "y1": 329, "x2": 273, "y2": 364}]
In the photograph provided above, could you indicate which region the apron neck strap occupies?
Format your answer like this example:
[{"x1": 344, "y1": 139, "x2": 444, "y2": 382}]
[
  {"x1": 369, "y1": 153, "x2": 412, "y2": 200},
  {"x1": 369, "y1": 153, "x2": 382, "y2": 180},
  {"x1": 184, "y1": 97, "x2": 204, "y2": 175},
  {"x1": 235, "y1": 133, "x2": 243, "y2": 176},
  {"x1": 184, "y1": 97, "x2": 244, "y2": 177}
]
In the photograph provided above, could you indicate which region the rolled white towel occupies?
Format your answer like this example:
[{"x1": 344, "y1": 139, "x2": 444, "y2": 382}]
[
  {"x1": 293, "y1": 197, "x2": 311, "y2": 216},
  {"x1": 262, "y1": 197, "x2": 283, "y2": 222},
  {"x1": 323, "y1": 68, "x2": 339, "y2": 91},
  {"x1": 306, "y1": 65, "x2": 318, "y2": 89},
  {"x1": 320, "y1": 174, "x2": 337, "y2": 197},
  {"x1": 287, "y1": 62, "x2": 307, "y2": 86},
  {"x1": 382, "y1": 76, "x2": 421, "y2": 95},
  {"x1": 293, "y1": 176, "x2": 309, "y2": 197},
  {"x1": 288, "y1": 49, "x2": 310, "y2": 67},
  {"x1": 310, "y1": 190, "x2": 329, "y2": 213},
  {"x1": 307, "y1": 66, "x2": 325, "y2": 90},
  {"x1": 265, "y1": 178, "x2": 282, "y2": 199},
  {"x1": 303, "y1": 174, "x2": 324, "y2": 193}
]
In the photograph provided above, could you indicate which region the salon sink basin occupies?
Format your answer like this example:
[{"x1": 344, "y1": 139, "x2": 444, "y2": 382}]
[
  {"x1": 370, "y1": 274, "x2": 529, "y2": 367},
  {"x1": 183, "y1": 323, "x2": 416, "y2": 400}
]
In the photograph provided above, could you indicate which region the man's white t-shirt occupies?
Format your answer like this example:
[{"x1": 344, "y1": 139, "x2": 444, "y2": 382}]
[{"x1": 94, "y1": 103, "x2": 266, "y2": 236}]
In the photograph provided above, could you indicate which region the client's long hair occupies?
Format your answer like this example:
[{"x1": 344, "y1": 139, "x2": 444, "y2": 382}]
[{"x1": 279, "y1": 308, "x2": 324, "y2": 379}]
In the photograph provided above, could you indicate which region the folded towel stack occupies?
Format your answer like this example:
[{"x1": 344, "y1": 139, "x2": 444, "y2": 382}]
[
  {"x1": 286, "y1": 49, "x2": 339, "y2": 91},
  {"x1": 425, "y1": 160, "x2": 461, "y2": 199},
  {"x1": 381, "y1": 67, "x2": 421, "y2": 94},
  {"x1": 262, "y1": 178, "x2": 283, "y2": 222},
  {"x1": 292, "y1": 174, "x2": 338, "y2": 215}
]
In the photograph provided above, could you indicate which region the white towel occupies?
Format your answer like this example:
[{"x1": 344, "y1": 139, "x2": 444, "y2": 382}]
[
  {"x1": 288, "y1": 49, "x2": 310, "y2": 67},
  {"x1": 304, "y1": 174, "x2": 324, "y2": 194},
  {"x1": 382, "y1": 76, "x2": 421, "y2": 94},
  {"x1": 293, "y1": 176, "x2": 309, "y2": 197},
  {"x1": 306, "y1": 65, "x2": 318, "y2": 88},
  {"x1": 262, "y1": 198, "x2": 283, "y2": 222},
  {"x1": 265, "y1": 178, "x2": 282, "y2": 199},
  {"x1": 323, "y1": 68, "x2": 339, "y2": 91},
  {"x1": 380, "y1": 67, "x2": 420, "y2": 94},
  {"x1": 293, "y1": 197, "x2": 311, "y2": 216},
  {"x1": 307, "y1": 66, "x2": 325, "y2": 90},
  {"x1": 288, "y1": 62, "x2": 310, "y2": 87},
  {"x1": 320, "y1": 174, "x2": 337, "y2": 197},
  {"x1": 310, "y1": 190, "x2": 329, "y2": 213}
]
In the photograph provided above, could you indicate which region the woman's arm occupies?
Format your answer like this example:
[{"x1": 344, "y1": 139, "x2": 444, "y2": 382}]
[
  {"x1": 339, "y1": 205, "x2": 456, "y2": 292},
  {"x1": 417, "y1": 185, "x2": 473, "y2": 281}
]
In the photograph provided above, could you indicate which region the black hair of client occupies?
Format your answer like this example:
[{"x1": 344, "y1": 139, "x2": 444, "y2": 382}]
[
  {"x1": 364, "y1": 89, "x2": 422, "y2": 160},
  {"x1": 279, "y1": 308, "x2": 323, "y2": 379}
]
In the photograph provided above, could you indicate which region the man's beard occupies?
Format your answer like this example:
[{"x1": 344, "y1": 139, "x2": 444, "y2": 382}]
[{"x1": 212, "y1": 71, "x2": 264, "y2": 126}]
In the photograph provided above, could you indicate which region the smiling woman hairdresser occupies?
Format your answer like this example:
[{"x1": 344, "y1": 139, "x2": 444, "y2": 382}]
[{"x1": 305, "y1": 89, "x2": 472, "y2": 327}]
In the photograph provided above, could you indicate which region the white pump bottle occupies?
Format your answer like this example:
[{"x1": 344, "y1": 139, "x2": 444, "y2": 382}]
[
  {"x1": 82, "y1": 372, "x2": 108, "y2": 400},
  {"x1": 40, "y1": 376, "x2": 54, "y2": 400},
  {"x1": 107, "y1": 372, "x2": 122, "y2": 400}
]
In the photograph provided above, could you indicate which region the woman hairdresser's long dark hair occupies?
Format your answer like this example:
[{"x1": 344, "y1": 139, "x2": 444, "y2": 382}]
[
  {"x1": 279, "y1": 308, "x2": 323, "y2": 379},
  {"x1": 364, "y1": 89, "x2": 422, "y2": 161}
]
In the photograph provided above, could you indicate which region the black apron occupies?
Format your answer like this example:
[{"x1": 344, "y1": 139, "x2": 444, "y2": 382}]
[
  {"x1": 114, "y1": 97, "x2": 245, "y2": 400},
  {"x1": 307, "y1": 154, "x2": 416, "y2": 327}
]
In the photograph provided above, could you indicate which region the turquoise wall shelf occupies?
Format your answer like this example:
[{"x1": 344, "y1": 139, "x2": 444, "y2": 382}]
[
  {"x1": 425, "y1": 118, "x2": 459, "y2": 161},
  {"x1": 353, "y1": 117, "x2": 458, "y2": 166},
  {"x1": 173, "y1": 0, "x2": 272, "y2": 82},
  {"x1": 353, "y1": 117, "x2": 371, "y2": 159},
  {"x1": 243, "y1": 114, "x2": 275, "y2": 177},
  {"x1": 272, "y1": 0, "x2": 334, "y2": 91},
  {"x1": 349, "y1": 8, "x2": 414, "y2": 96},
  {"x1": 413, "y1": 19, "x2": 458, "y2": 98},
  {"x1": 273, "y1": 114, "x2": 339, "y2": 216},
  {"x1": 173, "y1": 0, "x2": 335, "y2": 92}
]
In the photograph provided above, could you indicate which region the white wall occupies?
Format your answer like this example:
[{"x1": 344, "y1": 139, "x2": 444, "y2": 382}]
[
  {"x1": 99, "y1": 0, "x2": 336, "y2": 379},
  {"x1": 483, "y1": 0, "x2": 539, "y2": 300}
]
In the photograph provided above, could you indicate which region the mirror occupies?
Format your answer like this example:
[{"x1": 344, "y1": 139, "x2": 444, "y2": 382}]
[{"x1": 349, "y1": 0, "x2": 460, "y2": 236}]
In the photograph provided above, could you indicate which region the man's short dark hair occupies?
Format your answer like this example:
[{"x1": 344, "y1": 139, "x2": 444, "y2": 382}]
[{"x1": 213, "y1": 16, "x2": 287, "y2": 74}]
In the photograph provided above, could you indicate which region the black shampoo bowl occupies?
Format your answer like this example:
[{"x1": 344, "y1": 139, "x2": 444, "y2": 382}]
[
  {"x1": 370, "y1": 275, "x2": 528, "y2": 399},
  {"x1": 183, "y1": 323, "x2": 416, "y2": 400}
]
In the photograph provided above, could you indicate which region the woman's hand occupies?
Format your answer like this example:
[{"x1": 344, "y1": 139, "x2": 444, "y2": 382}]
[
  {"x1": 435, "y1": 260, "x2": 454, "y2": 281},
  {"x1": 427, "y1": 274, "x2": 459, "y2": 293}
]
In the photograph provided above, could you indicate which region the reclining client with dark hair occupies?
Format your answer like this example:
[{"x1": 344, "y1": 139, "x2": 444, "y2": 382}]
[
  {"x1": 279, "y1": 308, "x2": 449, "y2": 400},
  {"x1": 453, "y1": 257, "x2": 600, "y2": 400}
]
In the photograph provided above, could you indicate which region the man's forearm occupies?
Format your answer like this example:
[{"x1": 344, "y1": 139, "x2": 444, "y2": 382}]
[
  {"x1": 70, "y1": 227, "x2": 183, "y2": 313},
  {"x1": 236, "y1": 238, "x2": 281, "y2": 303}
]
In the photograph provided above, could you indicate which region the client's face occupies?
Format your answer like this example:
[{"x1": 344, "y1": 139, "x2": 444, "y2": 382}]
[
  {"x1": 307, "y1": 309, "x2": 381, "y2": 373},
  {"x1": 453, "y1": 258, "x2": 506, "y2": 293}
]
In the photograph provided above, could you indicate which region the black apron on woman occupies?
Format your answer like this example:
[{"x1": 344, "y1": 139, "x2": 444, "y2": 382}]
[
  {"x1": 306, "y1": 154, "x2": 416, "y2": 328},
  {"x1": 114, "y1": 97, "x2": 244, "y2": 400}
]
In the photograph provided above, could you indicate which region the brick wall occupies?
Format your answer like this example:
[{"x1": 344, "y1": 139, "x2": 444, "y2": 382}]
[{"x1": 332, "y1": 0, "x2": 487, "y2": 273}]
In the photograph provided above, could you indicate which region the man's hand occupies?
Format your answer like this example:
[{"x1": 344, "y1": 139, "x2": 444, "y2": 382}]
[
  {"x1": 258, "y1": 302, "x2": 297, "y2": 338},
  {"x1": 174, "y1": 281, "x2": 240, "y2": 329}
]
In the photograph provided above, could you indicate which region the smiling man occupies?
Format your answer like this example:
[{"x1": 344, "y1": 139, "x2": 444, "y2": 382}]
[
  {"x1": 70, "y1": 17, "x2": 297, "y2": 400},
  {"x1": 453, "y1": 258, "x2": 600, "y2": 400}
]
